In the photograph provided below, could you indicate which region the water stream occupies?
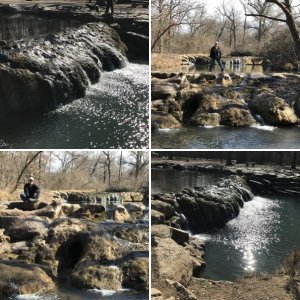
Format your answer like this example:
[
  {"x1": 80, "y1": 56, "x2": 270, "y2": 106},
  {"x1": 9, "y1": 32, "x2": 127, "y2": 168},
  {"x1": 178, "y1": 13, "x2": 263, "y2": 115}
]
[
  {"x1": 152, "y1": 168, "x2": 300, "y2": 281},
  {"x1": 0, "y1": 62, "x2": 149, "y2": 149}
]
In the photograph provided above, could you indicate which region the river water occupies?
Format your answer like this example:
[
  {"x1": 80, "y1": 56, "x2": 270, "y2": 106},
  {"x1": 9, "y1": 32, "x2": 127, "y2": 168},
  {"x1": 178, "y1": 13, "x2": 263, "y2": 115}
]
[
  {"x1": 9, "y1": 289, "x2": 148, "y2": 300},
  {"x1": 0, "y1": 62, "x2": 149, "y2": 149},
  {"x1": 152, "y1": 168, "x2": 300, "y2": 281},
  {"x1": 0, "y1": 13, "x2": 85, "y2": 41},
  {"x1": 151, "y1": 167, "x2": 224, "y2": 194},
  {"x1": 152, "y1": 126, "x2": 300, "y2": 149}
]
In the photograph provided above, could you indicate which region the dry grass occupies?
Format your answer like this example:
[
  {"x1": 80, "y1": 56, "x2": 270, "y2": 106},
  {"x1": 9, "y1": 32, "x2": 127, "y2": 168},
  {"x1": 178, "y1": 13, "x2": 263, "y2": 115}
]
[{"x1": 0, "y1": 189, "x2": 53, "y2": 203}]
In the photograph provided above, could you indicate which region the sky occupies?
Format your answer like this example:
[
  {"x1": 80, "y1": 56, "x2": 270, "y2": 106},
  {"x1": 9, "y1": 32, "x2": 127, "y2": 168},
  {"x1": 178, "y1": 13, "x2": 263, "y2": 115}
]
[{"x1": 204, "y1": 0, "x2": 243, "y2": 13}]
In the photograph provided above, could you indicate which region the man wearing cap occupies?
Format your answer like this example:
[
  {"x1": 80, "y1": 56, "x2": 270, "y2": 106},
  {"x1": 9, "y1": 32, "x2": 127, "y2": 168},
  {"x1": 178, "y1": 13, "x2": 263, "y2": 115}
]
[
  {"x1": 209, "y1": 42, "x2": 224, "y2": 72},
  {"x1": 20, "y1": 177, "x2": 40, "y2": 202}
]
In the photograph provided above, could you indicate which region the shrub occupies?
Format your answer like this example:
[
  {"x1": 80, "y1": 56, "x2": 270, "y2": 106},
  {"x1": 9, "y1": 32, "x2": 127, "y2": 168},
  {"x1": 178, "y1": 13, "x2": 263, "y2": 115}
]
[{"x1": 230, "y1": 50, "x2": 254, "y2": 57}]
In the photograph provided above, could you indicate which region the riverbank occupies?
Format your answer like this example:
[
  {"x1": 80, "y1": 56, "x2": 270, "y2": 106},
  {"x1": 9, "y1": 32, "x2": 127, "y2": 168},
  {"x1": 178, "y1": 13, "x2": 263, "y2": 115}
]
[
  {"x1": 0, "y1": 190, "x2": 149, "y2": 298},
  {"x1": 151, "y1": 172, "x2": 300, "y2": 299},
  {"x1": 152, "y1": 160, "x2": 300, "y2": 196}
]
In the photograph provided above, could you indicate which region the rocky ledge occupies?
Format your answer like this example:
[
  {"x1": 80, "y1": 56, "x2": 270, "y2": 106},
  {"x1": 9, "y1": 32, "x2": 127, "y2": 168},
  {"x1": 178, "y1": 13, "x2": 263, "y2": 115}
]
[
  {"x1": 153, "y1": 161, "x2": 300, "y2": 196},
  {"x1": 0, "y1": 197, "x2": 149, "y2": 297},
  {"x1": 152, "y1": 175, "x2": 253, "y2": 232},
  {"x1": 0, "y1": 2, "x2": 149, "y2": 61},
  {"x1": 0, "y1": 22, "x2": 127, "y2": 117},
  {"x1": 151, "y1": 71, "x2": 300, "y2": 129}
]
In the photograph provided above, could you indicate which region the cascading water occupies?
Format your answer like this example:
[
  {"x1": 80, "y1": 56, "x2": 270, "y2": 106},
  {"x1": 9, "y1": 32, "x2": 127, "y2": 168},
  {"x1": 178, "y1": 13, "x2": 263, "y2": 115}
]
[{"x1": 0, "y1": 16, "x2": 148, "y2": 148}]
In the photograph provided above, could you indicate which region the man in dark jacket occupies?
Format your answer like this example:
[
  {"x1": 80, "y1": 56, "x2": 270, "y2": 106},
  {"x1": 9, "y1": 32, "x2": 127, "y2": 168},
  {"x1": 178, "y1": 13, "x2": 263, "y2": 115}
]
[
  {"x1": 20, "y1": 177, "x2": 40, "y2": 202},
  {"x1": 209, "y1": 42, "x2": 224, "y2": 72}
]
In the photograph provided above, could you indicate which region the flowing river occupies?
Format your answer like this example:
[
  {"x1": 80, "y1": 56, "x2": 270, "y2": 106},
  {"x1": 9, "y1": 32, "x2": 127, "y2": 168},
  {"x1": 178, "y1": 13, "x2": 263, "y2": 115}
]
[
  {"x1": 152, "y1": 168, "x2": 300, "y2": 281},
  {"x1": 0, "y1": 14, "x2": 149, "y2": 149},
  {"x1": 0, "y1": 62, "x2": 149, "y2": 149}
]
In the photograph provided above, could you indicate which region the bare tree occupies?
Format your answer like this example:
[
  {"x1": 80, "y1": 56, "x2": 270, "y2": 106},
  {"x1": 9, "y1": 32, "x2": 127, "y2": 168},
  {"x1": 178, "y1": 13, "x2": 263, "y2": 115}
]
[
  {"x1": 11, "y1": 151, "x2": 43, "y2": 193},
  {"x1": 246, "y1": 0, "x2": 300, "y2": 56}
]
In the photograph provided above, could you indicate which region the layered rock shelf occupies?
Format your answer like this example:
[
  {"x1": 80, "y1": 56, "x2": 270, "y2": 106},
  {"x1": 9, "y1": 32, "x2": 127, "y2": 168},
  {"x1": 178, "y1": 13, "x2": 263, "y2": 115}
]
[
  {"x1": 0, "y1": 22, "x2": 127, "y2": 117},
  {"x1": 151, "y1": 71, "x2": 300, "y2": 129},
  {"x1": 152, "y1": 161, "x2": 300, "y2": 196},
  {"x1": 151, "y1": 175, "x2": 253, "y2": 232},
  {"x1": 0, "y1": 195, "x2": 149, "y2": 297}
]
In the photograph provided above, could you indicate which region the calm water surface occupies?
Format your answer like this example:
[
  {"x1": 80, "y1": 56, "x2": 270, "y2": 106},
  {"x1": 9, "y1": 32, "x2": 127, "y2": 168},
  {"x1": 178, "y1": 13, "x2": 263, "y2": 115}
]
[
  {"x1": 152, "y1": 126, "x2": 300, "y2": 149},
  {"x1": 0, "y1": 63, "x2": 149, "y2": 149},
  {"x1": 151, "y1": 168, "x2": 223, "y2": 194},
  {"x1": 197, "y1": 194, "x2": 300, "y2": 281},
  {"x1": 152, "y1": 169, "x2": 300, "y2": 281},
  {"x1": 0, "y1": 13, "x2": 85, "y2": 41}
]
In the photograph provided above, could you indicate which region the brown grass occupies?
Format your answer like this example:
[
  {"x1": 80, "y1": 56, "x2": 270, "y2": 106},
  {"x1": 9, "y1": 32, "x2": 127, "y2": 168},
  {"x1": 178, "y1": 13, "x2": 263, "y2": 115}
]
[{"x1": 0, "y1": 189, "x2": 53, "y2": 203}]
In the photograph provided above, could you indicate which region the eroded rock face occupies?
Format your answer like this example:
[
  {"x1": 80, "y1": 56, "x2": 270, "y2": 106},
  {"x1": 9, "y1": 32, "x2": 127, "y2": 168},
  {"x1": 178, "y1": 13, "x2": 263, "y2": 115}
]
[
  {"x1": 152, "y1": 112, "x2": 181, "y2": 129},
  {"x1": 0, "y1": 261, "x2": 55, "y2": 297},
  {"x1": 151, "y1": 71, "x2": 300, "y2": 129},
  {"x1": 151, "y1": 175, "x2": 253, "y2": 232},
  {"x1": 0, "y1": 196, "x2": 149, "y2": 296},
  {"x1": 0, "y1": 23, "x2": 127, "y2": 117},
  {"x1": 151, "y1": 224, "x2": 205, "y2": 300},
  {"x1": 250, "y1": 93, "x2": 298, "y2": 125}
]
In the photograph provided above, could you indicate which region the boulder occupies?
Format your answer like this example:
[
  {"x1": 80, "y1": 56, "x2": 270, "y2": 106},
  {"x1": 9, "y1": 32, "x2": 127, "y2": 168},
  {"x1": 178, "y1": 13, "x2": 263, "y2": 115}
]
[
  {"x1": 71, "y1": 262, "x2": 122, "y2": 290},
  {"x1": 152, "y1": 238, "x2": 194, "y2": 286},
  {"x1": 113, "y1": 205, "x2": 131, "y2": 222},
  {"x1": 1, "y1": 216, "x2": 50, "y2": 241},
  {"x1": 216, "y1": 73, "x2": 232, "y2": 86},
  {"x1": 220, "y1": 107, "x2": 256, "y2": 126},
  {"x1": 0, "y1": 261, "x2": 55, "y2": 296},
  {"x1": 121, "y1": 257, "x2": 149, "y2": 291},
  {"x1": 152, "y1": 112, "x2": 181, "y2": 129},
  {"x1": 151, "y1": 210, "x2": 165, "y2": 225},
  {"x1": 152, "y1": 81, "x2": 179, "y2": 99},
  {"x1": 151, "y1": 200, "x2": 175, "y2": 219},
  {"x1": 170, "y1": 228, "x2": 189, "y2": 246},
  {"x1": 191, "y1": 112, "x2": 220, "y2": 126},
  {"x1": 250, "y1": 93, "x2": 298, "y2": 125},
  {"x1": 8, "y1": 201, "x2": 48, "y2": 211}
]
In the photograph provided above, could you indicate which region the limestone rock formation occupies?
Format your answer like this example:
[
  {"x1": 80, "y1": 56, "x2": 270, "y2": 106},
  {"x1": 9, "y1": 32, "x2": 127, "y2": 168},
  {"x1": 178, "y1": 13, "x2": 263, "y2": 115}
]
[{"x1": 250, "y1": 93, "x2": 298, "y2": 125}]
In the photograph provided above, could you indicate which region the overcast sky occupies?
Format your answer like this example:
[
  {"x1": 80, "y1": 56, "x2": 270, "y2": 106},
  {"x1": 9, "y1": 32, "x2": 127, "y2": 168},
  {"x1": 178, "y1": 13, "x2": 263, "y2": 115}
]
[{"x1": 205, "y1": 0, "x2": 243, "y2": 13}]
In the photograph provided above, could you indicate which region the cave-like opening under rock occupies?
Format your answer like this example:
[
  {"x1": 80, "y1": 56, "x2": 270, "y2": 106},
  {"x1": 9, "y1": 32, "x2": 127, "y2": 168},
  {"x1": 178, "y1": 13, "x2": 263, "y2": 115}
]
[{"x1": 57, "y1": 237, "x2": 85, "y2": 274}]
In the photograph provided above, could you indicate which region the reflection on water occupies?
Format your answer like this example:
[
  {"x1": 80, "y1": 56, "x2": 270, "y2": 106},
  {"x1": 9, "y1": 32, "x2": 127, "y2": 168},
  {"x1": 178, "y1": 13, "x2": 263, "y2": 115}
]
[
  {"x1": 9, "y1": 288, "x2": 148, "y2": 300},
  {"x1": 151, "y1": 168, "x2": 223, "y2": 194},
  {"x1": 0, "y1": 13, "x2": 85, "y2": 41},
  {"x1": 152, "y1": 126, "x2": 300, "y2": 149},
  {"x1": 196, "y1": 195, "x2": 300, "y2": 281},
  {"x1": 154, "y1": 62, "x2": 269, "y2": 74},
  {"x1": 0, "y1": 63, "x2": 149, "y2": 149}
]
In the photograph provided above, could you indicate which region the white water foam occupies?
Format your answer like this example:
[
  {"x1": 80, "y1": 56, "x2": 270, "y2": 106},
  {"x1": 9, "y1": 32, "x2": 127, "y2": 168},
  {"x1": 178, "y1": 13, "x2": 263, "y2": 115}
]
[
  {"x1": 87, "y1": 289, "x2": 116, "y2": 296},
  {"x1": 14, "y1": 295, "x2": 59, "y2": 300},
  {"x1": 157, "y1": 128, "x2": 179, "y2": 132},
  {"x1": 251, "y1": 124, "x2": 277, "y2": 131}
]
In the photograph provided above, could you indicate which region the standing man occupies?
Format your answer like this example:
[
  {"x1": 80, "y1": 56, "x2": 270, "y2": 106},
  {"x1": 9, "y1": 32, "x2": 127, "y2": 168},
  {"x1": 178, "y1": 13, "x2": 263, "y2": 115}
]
[
  {"x1": 20, "y1": 176, "x2": 40, "y2": 202},
  {"x1": 209, "y1": 42, "x2": 224, "y2": 72},
  {"x1": 105, "y1": 0, "x2": 114, "y2": 17}
]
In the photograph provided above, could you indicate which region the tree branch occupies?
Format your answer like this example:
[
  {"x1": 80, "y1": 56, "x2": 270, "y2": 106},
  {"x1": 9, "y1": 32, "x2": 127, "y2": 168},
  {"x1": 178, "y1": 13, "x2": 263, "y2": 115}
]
[{"x1": 245, "y1": 13, "x2": 286, "y2": 22}]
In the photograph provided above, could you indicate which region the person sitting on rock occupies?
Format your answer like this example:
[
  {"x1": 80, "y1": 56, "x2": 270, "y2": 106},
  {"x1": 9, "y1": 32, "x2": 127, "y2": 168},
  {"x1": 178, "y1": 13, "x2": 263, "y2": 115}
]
[
  {"x1": 20, "y1": 176, "x2": 40, "y2": 203},
  {"x1": 209, "y1": 42, "x2": 224, "y2": 73}
]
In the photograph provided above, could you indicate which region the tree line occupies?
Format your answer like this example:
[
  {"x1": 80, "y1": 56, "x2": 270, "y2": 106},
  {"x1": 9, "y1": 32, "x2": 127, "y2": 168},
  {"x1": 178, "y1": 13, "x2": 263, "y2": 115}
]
[
  {"x1": 152, "y1": 151, "x2": 299, "y2": 169},
  {"x1": 152, "y1": 0, "x2": 300, "y2": 67},
  {"x1": 0, "y1": 151, "x2": 149, "y2": 193}
]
